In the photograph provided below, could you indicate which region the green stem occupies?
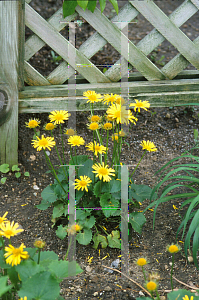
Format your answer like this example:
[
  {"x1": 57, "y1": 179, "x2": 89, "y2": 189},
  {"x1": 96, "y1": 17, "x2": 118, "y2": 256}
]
[
  {"x1": 129, "y1": 150, "x2": 146, "y2": 178},
  {"x1": 69, "y1": 145, "x2": 75, "y2": 165},
  {"x1": 37, "y1": 249, "x2": 41, "y2": 264},
  {"x1": 60, "y1": 124, "x2": 66, "y2": 165},
  {"x1": 98, "y1": 224, "x2": 108, "y2": 235},
  {"x1": 142, "y1": 266, "x2": 147, "y2": 281},
  {"x1": 43, "y1": 150, "x2": 67, "y2": 194},
  {"x1": 50, "y1": 131, "x2": 63, "y2": 166},
  {"x1": 104, "y1": 130, "x2": 109, "y2": 165},
  {"x1": 170, "y1": 254, "x2": 174, "y2": 291},
  {"x1": 65, "y1": 236, "x2": 72, "y2": 260},
  {"x1": 156, "y1": 289, "x2": 161, "y2": 300}
]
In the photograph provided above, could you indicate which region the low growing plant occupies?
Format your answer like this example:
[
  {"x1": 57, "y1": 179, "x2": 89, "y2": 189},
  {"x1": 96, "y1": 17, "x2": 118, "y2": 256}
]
[
  {"x1": 0, "y1": 164, "x2": 30, "y2": 184},
  {"x1": 26, "y1": 92, "x2": 156, "y2": 249},
  {"x1": 135, "y1": 243, "x2": 199, "y2": 300},
  {"x1": 0, "y1": 212, "x2": 83, "y2": 300},
  {"x1": 145, "y1": 143, "x2": 199, "y2": 269}
]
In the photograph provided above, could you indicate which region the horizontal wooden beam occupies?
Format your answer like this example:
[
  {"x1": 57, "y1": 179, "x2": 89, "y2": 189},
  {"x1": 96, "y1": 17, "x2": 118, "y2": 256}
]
[{"x1": 19, "y1": 76, "x2": 199, "y2": 113}]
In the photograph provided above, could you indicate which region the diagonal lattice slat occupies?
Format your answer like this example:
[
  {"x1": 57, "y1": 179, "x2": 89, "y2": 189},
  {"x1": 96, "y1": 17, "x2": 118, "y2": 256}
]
[
  {"x1": 25, "y1": 3, "x2": 111, "y2": 84},
  {"x1": 24, "y1": 0, "x2": 199, "y2": 86},
  {"x1": 131, "y1": 1, "x2": 199, "y2": 69},
  {"x1": 106, "y1": 0, "x2": 199, "y2": 81}
]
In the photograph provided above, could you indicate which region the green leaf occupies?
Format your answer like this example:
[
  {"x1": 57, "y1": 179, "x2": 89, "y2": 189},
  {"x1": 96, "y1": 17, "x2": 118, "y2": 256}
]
[
  {"x1": 41, "y1": 185, "x2": 57, "y2": 203},
  {"x1": 48, "y1": 260, "x2": 83, "y2": 282},
  {"x1": 36, "y1": 201, "x2": 51, "y2": 210},
  {"x1": 94, "y1": 181, "x2": 102, "y2": 197},
  {"x1": 93, "y1": 233, "x2": 108, "y2": 249},
  {"x1": 129, "y1": 212, "x2": 146, "y2": 234},
  {"x1": 77, "y1": 0, "x2": 88, "y2": 10},
  {"x1": 18, "y1": 271, "x2": 60, "y2": 300},
  {"x1": 0, "y1": 163, "x2": 9, "y2": 173},
  {"x1": 69, "y1": 155, "x2": 88, "y2": 165},
  {"x1": 129, "y1": 184, "x2": 152, "y2": 202},
  {"x1": 83, "y1": 215, "x2": 96, "y2": 229},
  {"x1": 56, "y1": 225, "x2": 67, "y2": 240},
  {"x1": 87, "y1": 0, "x2": 97, "y2": 12},
  {"x1": 63, "y1": 0, "x2": 77, "y2": 18},
  {"x1": 99, "y1": 0, "x2": 106, "y2": 13},
  {"x1": 33, "y1": 251, "x2": 58, "y2": 263},
  {"x1": 100, "y1": 193, "x2": 119, "y2": 208},
  {"x1": 75, "y1": 189, "x2": 84, "y2": 202},
  {"x1": 24, "y1": 171, "x2": 30, "y2": 177},
  {"x1": 167, "y1": 289, "x2": 199, "y2": 300},
  {"x1": 1, "y1": 177, "x2": 7, "y2": 184},
  {"x1": 107, "y1": 230, "x2": 121, "y2": 248},
  {"x1": 16, "y1": 260, "x2": 44, "y2": 283},
  {"x1": 15, "y1": 172, "x2": 21, "y2": 178},
  {"x1": 78, "y1": 159, "x2": 94, "y2": 181},
  {"x1": 0, "y1": 250, "x2": 11, "y2": 269},
  {"x1": 0, "y1": 276, "x2": 12, "y2": 297},
  {"x1": 26, "y1": 247, "x2": 37, "y2": 259},
  {"x1": 12, "y1": 165, "x2": 20, "y2": 172},
  {"x1": 109, "y1": 179, "x2": 121, "y2": 193},
  {"x1": 52, "y1": 204, "x2": 67, "y2": 219},
  {"x1": 7, "y1": 266, "x2": 19, "y2": 286},
  {"x1": 76, "y1": 228, "x2": 92, "y2": 245},
  {"x1": 108, "y1": 0, "x2": 118, "y2": 14}
]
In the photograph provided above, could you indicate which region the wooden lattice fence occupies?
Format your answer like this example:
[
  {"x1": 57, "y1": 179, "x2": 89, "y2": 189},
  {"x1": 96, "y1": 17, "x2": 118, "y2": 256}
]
[{"x1": 1, "y1": 0, "x2": 199, "y2": 164}]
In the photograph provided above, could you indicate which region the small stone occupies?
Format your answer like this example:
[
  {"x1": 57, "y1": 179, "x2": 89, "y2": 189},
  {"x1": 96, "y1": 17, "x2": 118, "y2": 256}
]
[
  {"x1": 104, "y1": 286, "x2": 112, "y2": 292},
  {"x1": 86, "y1": 266, "x2": 92, "y2": 272},
  {"x1": 76, "y1": 288, "x2": 82, "y2": 292},
  {"x1": 29, "y1": 154, "x2": 36, "y2": 161},
  {"x1": 46, "y1": 151, "x2": 50, "y2": 156},
  {"x1": 165, "y1": 113, "x2": 171, "y2": 119},
  {"x1": 93, "y1": 292, "x2": 98, "y2": 296},
  {"x1": 33, "y1": 192, "x2": 37, "y2": 196},
  {"x1": 189, "y1": 120, "x2": 194, "y2": 124},
  {"x1": 33, "y1": 185, "x2": 39, "y2": 190},
  {"x1": 160, "y1": 296, "x2": 166, "y2": 300},
  {"x1": 188, "y1": 256, "x2": 194, "y2": 263},
  {"x1": 175, "y1": 117, "x2": 179, "y2": 123},
  {"x1": 139, "y1": 291, "x2": 145, "y2": 296},
  {"x1": 7, "y1": 198, "x2": 13, "y2": 203}
]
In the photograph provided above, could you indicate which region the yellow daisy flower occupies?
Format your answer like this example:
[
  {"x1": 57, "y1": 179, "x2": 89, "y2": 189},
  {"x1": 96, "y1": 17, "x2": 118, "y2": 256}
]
[
  {"x1": 0, "y1": 211, "x2": 8, "y2": 227},
  {"x1": 64, "y1": 128, "x2": 76, "y2": 136},
  {"x1": 183, "y1": 296, "x2": 194, "y2": 300},
  {"x1": 115, "y1": 96, "x2": 126, "y2": 105},
  {"x1": 103, "y1": 122, "x2": 113, "y2": 130},
  {"x1": 130, "y1": 99, "x2": 150, "y2": 112},
  {"x1": 88, "y1": 115, "x2": 102, "y2": 123},
  {"x1": 136, "y1": 258, "x2": 148, "y2": 266},
  {"x1": 68, "y1": 135, "x2": 85, "y2": 147},
  {"x1": 67, "y1": 223, "x2": 81, "y2": 235},
  {"x1": 167, "y1": 244, "x2": 181, "y2": 253},
  {"x1": 74, "y1": 175, "x2": 92, "y2": 192},
  {"x1": 140, "y1": 140, "x2": 157, "y2": 152},
  {"x1": 112, "y1": 133, "x2": 119, "y2": 142},
  {"x1": 0, "y1": 221, "x2": 24, "y2": 239},
  {"x1": 103, "y1": 93, "x2": 120, "y2": 105},
  {"x1": 146, "y1": 281, "x2": 157, "y2": 291},
  {"x1": 32, "y1": 135, "x2": 56, "y2": 151},
  {"x1": 87, "y1": 122, "x2": 100, "y2": 131},
  {"x1": 25, "y1": 118, "x2": 40, "y2": 128},
  {"x1": 44, "y1": 123, "x2": 55, "y2": 131},
  {"x1": 92, "y1": 162, "x2": 115, "y2": 182},
  {"x1": 86, "y1": 141, "x2": 107, "y2": 156},
  {"x1": 4, "y1": 243, "x2": 29, "y2": 266},
  {"x1": 106, "y1": 104, "x2": 138, "y2": 124},
  {"x1": 83, "y1": 90, "x2": 103, "y2": 103},
  {"x1": 34, "y1": 240, "x2": 46, "y2": 249},
  {"x1": 49, "y1": 110, "x2": 70, "y2": 124}
]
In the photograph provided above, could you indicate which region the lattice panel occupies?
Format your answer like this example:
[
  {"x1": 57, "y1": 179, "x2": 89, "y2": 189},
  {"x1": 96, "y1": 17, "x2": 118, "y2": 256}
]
[{"x1": 24, "y1": 0, "x2": 199, "y2": 86}]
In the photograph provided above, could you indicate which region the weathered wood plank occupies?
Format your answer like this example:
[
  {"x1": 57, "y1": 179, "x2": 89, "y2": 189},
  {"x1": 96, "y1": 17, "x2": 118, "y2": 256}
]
[
  {"x1": 18, "y1": 0, "x2": 25, "y2": 91},
  {"x1": 25, "y1": 3, "x2": 111, "y2": 84},
  {"x1": 0, "y1": 1, "x2": 20, "y2": 165},
  {"x1": 76, "y1": 6, "x2": 165, "y2": 81},
  {"x1": 131, "y1": 1, "x2": 199, "y2": 70},
  {"x1": 19, "y1": 78, "x2": 199, "y2": 99}
]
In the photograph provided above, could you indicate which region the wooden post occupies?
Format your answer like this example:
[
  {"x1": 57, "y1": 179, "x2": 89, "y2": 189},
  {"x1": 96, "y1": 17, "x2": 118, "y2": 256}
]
[{"x1": 0, "y1": 0, "x2": 25, "y2": 165}]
